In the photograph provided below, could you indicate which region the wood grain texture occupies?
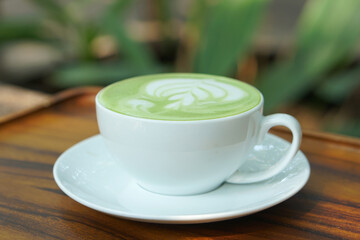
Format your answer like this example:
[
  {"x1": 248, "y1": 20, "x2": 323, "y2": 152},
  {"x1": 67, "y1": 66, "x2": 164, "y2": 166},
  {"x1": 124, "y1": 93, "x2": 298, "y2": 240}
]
[{"x1": 0, "y1": 88, "x2": 359, "y2": 240}]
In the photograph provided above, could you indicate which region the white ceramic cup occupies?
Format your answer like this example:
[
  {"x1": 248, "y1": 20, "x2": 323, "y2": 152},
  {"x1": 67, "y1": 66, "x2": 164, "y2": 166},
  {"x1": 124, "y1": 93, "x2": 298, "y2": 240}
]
[{"x1": 96, "y1": 83, "x2": 301, "y2": 196}]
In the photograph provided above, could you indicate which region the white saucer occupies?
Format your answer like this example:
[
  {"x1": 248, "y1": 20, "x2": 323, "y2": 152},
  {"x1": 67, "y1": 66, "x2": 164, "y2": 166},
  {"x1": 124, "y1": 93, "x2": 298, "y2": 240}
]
[{"x1": 53, "y1": 134, "x2": 310, "y2": 224}]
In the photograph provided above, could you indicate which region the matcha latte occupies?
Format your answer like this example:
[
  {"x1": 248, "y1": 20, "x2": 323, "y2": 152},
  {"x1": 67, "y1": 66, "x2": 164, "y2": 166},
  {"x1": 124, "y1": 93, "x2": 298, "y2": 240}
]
[{"x1": 98, "y1": 73, "x2": 261, "y2": 121}]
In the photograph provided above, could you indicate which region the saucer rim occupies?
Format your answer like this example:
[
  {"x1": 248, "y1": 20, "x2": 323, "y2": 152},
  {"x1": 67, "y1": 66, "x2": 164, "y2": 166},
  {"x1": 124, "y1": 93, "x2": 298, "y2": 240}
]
[{"x1": 53, "y1": 134, "x2": 310, "y2": 224}]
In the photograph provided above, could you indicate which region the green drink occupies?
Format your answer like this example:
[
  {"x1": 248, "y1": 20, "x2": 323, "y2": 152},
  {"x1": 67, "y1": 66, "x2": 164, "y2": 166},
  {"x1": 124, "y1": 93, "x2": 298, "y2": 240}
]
[{"x1": 98, "y1": 73, "x2": 261, "y2": 121}]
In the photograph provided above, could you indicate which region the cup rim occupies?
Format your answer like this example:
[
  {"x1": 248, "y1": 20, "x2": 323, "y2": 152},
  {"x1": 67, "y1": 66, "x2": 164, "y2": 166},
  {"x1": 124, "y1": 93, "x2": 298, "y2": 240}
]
[{"x1": 95, "y1": 73, "x2": 264, "y2": 123}]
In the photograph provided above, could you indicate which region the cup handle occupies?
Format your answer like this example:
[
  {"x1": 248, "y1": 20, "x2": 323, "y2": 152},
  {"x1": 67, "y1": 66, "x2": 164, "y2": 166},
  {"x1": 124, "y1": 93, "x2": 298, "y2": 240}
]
[{"x1": 226, "y1": 113, "x2": 302, "y2": 184}]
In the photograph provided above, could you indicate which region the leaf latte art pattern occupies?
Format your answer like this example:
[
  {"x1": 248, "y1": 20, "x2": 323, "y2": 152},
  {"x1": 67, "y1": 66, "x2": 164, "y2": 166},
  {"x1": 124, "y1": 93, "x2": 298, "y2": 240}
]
[
  {"x1": 99, "y1": 74, "x2": 261, "y2": 120},
  {"x1": 129, "y1": 79, "x2": 246, "y2": 112}
]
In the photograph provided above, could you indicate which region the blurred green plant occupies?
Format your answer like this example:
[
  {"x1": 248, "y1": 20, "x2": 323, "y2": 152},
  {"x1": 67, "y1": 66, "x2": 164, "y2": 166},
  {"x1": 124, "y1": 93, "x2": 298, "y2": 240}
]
[
  {"x1": 0, "y1": 20, "x2": 43, "y2": 43},
  {"x1": 256, "y1": 0, "x2": 360, "y2": 112},
  {"x1": 193, "y1": 0, "x2": 267, "y2": 76},
  {"x1": 0, "y1": 0, "x2": 360, "y2": 136}
]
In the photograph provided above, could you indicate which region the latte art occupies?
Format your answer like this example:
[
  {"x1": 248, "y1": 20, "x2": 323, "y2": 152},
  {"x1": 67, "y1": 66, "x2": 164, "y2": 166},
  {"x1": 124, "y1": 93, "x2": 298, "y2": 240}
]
[
  {"x1": 99, "y1": 74, "x2": 261, "y2": 120},
  {"x1": 130, "y1": 78, "x2": 246, "y2": 112}
]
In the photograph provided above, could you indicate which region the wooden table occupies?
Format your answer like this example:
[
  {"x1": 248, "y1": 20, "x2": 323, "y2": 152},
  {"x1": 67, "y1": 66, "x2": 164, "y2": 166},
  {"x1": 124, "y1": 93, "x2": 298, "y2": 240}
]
[{"x1": 0, "y1": 88, "x2": 359, "y2": 240}]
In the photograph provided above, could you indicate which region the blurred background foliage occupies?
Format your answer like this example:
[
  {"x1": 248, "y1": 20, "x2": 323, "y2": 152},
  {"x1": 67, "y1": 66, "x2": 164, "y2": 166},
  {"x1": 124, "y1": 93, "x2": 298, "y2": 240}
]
[{"x1": 0, "y1": 0, "x2": 359, "y2": 136}]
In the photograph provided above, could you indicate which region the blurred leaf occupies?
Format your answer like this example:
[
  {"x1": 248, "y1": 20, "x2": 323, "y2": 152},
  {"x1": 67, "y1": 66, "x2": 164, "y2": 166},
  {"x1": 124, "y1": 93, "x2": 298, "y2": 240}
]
[
  {"x1": 174, "y1": 0, "x2": 208, "y2": 71},
  {"x1": 155, "y1": 0, "x2": 171, "y2": 22},
  {"x1": 316, "y1": 68, "x2": 360, "y2": 103},
  {"x1": 193, "y1": 0, "x2": 267, "y2": 75},
  {"x1": 295, "y1": 0, "x2": 360, "y2": 75},
  {"x1": 52, "y1": 61, "x2": 167, "y2": 87},
  {"x1": 77, "y1": 24, "x2": 99, "y2": 60},
  {"x1": 101, "y1": 0, "x2": 158, "y2": 73},
  {"x1": 52, "y1": 62, "x2": 139, "y2": 87},
  {"x1": 257, "y1": 0, "x2": 360, "y2": 112},
  {"x1": 29, "y1": 0, "x2": 72, "y2": 25},
  {"x1": 153, "y1": 0, "x2": 172, "y2": 41},
  {"x1": 0, "y1": 20, "x2": 43, "y2": 43},
  {"x1": 187, "y1": 0, "x2": 208, "y2": 29},
  {"x1": 154, "y1": 0, "x2": 172, "y2": 38}
]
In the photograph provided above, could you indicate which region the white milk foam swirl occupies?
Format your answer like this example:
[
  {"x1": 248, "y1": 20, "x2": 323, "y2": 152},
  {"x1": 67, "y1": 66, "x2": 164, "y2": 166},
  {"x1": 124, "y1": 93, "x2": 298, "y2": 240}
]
[{"x1": 126, "y1": 78, "x2": 247, "y2": 112}]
